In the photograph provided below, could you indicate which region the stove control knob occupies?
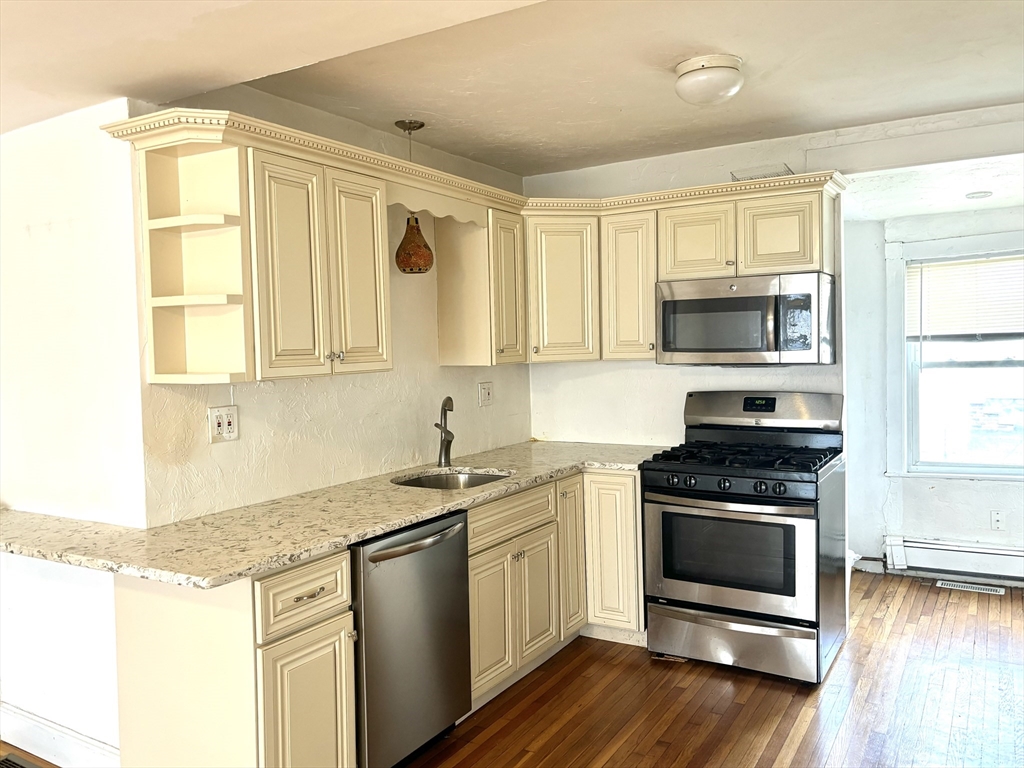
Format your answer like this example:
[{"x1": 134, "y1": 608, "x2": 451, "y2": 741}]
[
  {"x1": 666, "y1": 474, "x2": 680, "y2": 487},
  {"x1": 754, "y1": 481, "x2": 768, "y2": 494},
  {"x1": 683, "y1": 475, "x2": 698, "y2": 488},
  {"x1": 717, "y1": 478, "x2": 731, "y2": 491},
  {"x1": 772, "y1": 482, "x2": 787, "y2": 496}
]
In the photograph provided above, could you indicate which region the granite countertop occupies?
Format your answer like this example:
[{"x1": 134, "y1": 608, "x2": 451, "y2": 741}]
[{"x1": 0, "y1": 441, "x2": 653, "y2": 589}]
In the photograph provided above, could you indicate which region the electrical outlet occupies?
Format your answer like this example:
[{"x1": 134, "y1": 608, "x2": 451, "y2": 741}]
[
  {"x1": 208, "y1": 405, "x2": 239, "y2": 443},
  {"x1": 991, "y1": 510, "x2": 1005, "y2": 531},
  {"x1": 478, "y1": 381, "x2": 493, "y2": 407}
]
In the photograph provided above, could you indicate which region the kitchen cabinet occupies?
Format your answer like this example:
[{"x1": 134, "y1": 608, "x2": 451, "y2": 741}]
[
  {"x1": 436, "y1": 210, "x2": 528, "y2": 366},
  {"x1": 527, "y1": 216, "x2": 600, "y2": 362},
  {"x1": 736, "y1": 192, "x2": 830, "y2": 275},
  {"x1": 584, "y1": 473, "x2": 642, "y2": 632},
  {"x1": 556, "y1": 474, "x2": 586, "y2": 638},
  {"x1": 657, "y1": 201, "x2": 736, "y2": 280},
  {"x1": 114, "y1": 551, "x2": 357, "y2": 768},
  {"x1": 258, "y1": 613, "x2": 357, "y2": 768},
  {"x1": 516, "y1": 522, "x2": 561, "y2": 667},
  {"x1": 251, "y1": 150, "x2": 391, "y2": 379},
  {"x1": 601, "y1": 211, "x2": 657, "y2": 359}
]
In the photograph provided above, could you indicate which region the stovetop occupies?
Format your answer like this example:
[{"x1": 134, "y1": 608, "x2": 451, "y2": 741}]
[{"x1": 649, "y1": 441, "x2": 841, "y2": 473}]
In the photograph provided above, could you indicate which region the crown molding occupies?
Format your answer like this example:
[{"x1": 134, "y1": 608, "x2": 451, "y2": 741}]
[{"x1": 104, "y1": 109, "x2": 849, "y2": 220}]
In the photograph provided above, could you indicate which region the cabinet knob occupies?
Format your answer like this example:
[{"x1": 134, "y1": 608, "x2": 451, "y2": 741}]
[
  {"x1": 726, "y1": 260, "x2": 736, "y2": 266},
  {"x1": 533, "y1": 346, "x2": 539, "y2": 354},
  {"x1": 648, "y1": 343, "x2": 655, "y2": 351},
  {"x1": 337, "y1": 351, "x2": 345, "y2": 361},
  {"x1": 729, "y1": 284, "x2": 737, "y2": 291},
  {"x1": 326, "y1": 352, "x2": 335, "y2": 362},
  {"x1": 497, "y1": 348, "x2": 504, "y2": 354}
]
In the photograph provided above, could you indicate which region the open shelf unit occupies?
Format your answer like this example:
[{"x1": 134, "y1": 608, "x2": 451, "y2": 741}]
[{"x1": 140, "y1": 142, "x2": 254, "y2": 383}]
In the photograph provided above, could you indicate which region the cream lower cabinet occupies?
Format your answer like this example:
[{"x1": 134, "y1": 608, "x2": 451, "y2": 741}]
[
  {"x1": 527, "y1": 216, "x2": 600, "y2": 362},
  {"x1": 469, "y1": 522, "x2": 560, "y2": 697},
  {"x1": 584, "y1": 472, "x2": 642, "y2": 632},
  {"x1": 557, "y1": 474, "x2": 587, "y2": 638},
  {"x1": 250, "y1": 149, "x2": 390, "y2": 379},
  {"x1": 601, "y1": 211, "x2": 657, "y2": 359}
]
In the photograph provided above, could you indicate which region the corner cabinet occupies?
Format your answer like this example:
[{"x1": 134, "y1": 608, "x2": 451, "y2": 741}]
[
  {"x1": 601, "y1": 211, "x2": 657, "y2": 360},
  {"x1": 527, "y1": 216, "x2": 600, "y2": 362},
  {"x1": 251, "y1": 150, "x2": 391, "y2": 379}
]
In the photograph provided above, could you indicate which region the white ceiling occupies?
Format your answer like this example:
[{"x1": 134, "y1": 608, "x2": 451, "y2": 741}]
[
  {"x1": 844, "y1": 155, "x2": 1024, "y2": 221},
  {"x1": 0, "y1": 0, "x2": 540, "y2": 133},
  {"x1": 245, "y1": 0, "x2": 1024, "y2": 176}
]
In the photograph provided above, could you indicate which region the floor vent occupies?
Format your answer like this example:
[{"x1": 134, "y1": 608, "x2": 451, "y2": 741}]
[{"x1": 935, "y1": 580, "x2": 1005, "y2": 595}]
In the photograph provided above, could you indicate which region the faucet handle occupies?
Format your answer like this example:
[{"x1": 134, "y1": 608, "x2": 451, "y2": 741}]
[{"x1": 434, "y1": 422, "x2": 454, "y2": 440}]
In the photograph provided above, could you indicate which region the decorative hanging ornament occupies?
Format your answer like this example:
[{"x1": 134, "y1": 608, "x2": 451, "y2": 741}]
[{"x1": 394, "y1": 119, "x2": 434, "y2": 274}]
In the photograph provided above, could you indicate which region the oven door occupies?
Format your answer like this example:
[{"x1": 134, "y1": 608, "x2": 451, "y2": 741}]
[
  {"x1": 644, "y1": 494, "x2": 817, "y2": 622},
  {"x1": 656, "y1": 276, "x2": 780, "y2": 364}
]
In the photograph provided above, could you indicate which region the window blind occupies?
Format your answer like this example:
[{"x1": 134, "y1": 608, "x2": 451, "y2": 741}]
[{"x1": 906, "y1": 255, "x2": 1024, "y2": 338}]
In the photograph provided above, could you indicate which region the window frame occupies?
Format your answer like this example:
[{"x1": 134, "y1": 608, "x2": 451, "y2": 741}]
[{"x1": 885, "y1": 231, "x2": 1024, "y2": 481}]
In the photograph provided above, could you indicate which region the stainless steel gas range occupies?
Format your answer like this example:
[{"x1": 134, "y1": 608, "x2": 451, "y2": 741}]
[{"x1": 641, "y1": 391, "x2": 847, "y2": 684}]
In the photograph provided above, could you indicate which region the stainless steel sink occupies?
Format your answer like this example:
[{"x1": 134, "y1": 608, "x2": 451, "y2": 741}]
[{"x1": 391, "y1": 469, "x2": 513, "y2": 490}]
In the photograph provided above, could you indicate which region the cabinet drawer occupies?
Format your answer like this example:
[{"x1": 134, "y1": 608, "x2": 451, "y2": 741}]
[
  {"x1": 255, "y1": 551, "x2": 351, "y2": 644},
  {"x1": 468, "y1": 483, "x2": 557, "y2": 555}
]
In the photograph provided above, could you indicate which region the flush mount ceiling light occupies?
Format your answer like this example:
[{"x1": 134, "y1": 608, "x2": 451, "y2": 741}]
[
  {"x1": 966, "y1": 190, "x2": 993, "y2": 199},
  {"x1": 674, "y1": 54, "x2": 744, "y2": 106}
]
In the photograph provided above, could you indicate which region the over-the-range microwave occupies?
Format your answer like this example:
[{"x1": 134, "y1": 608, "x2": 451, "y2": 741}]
[{"x1": 655, "y1": 272, "x2": 835, "y2": 365}]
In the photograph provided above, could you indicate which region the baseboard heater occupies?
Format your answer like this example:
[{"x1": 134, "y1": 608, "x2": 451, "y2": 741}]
[{"x1": 885, "y1": 535, "x2": 1024, "y2": 580}]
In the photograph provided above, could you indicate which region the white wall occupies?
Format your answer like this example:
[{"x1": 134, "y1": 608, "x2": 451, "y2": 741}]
[
  {"x1": 0, "y1": 99, "x2": 149, "y2": 761},
  {"x1": 142, "y1": 208, "x2": 532, "y2": 526},
  {"x1": 843, "y1": 207, "x2": 1024, "y2": 560},
  {"x1": 168, "y1": 84, "x2": 524, "y2": 195}
]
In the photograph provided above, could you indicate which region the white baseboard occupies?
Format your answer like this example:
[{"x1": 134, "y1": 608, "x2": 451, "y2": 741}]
[
  {"x1": 580, "y1": 623, "x2": 647, "y2": 647},
  {"x1": 884, "y1": 535, "x2": 1024, "y2": 580},
  {"x1": 0, "y1": 701, "x2": 119, "y2": 768}
]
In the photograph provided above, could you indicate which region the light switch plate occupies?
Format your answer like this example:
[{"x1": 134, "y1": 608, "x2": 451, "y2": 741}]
[
  {"x1": 478, "y1": 382, "x2": 493, "y2": 407},
  {"x1": 208, "y1": 405, "x2": 239, "y2": 443}
]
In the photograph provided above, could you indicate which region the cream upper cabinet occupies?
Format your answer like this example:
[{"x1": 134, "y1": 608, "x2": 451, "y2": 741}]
[
  {"x1": 435, "y1": 211, "x2": 528, "y2": 367},
  {"x1": 515, "y1": 522, "x2": 560, "y2": 667},
  {"x1": 737, "y1": 192, "x2": 824, "y2": 275},
  {"x1": 469, "y1": 541, "x2": 517, "y2": 697},
  {"x1": 251, "y1": 150, "x2": 333, "y2": 379},
  {"x1": 601, "y1": 211, "x2": 657, "y2": 360},
  {"x1": 324, "y1": 168, "x2": 391, "y2": 373},
  {"x1": 257, "y1": 612, "x2": 356, "y2": 768},
  {"x1": 556, "y1": 475, "x2": 586, "y2": 639},
  {"x1": 658, "y1": 202, "x2": 736, "y2": 280},
  {"x1": 527, "y1": 216, "x2": 600, "y2": 362},
  {"x1": 584, "y1": 473, "x2": 641, "y2": 632},
  {"x1": 490, "y1": 210, "x2": 528, "y2": 364}
]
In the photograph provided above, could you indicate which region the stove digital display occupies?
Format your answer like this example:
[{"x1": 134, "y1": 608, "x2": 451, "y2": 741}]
[{"x1": 743, "y1": 396, "x2": 777, "y2": 413}]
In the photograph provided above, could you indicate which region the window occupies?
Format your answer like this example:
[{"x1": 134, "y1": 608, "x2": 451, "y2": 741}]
[{"x1": 905, "y1": 254, "x2": 1024, "y2": 475}]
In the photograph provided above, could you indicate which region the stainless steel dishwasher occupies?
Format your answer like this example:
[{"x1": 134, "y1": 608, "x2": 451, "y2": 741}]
[{"x1": 351, "y1": 511, "x2": 471, "y2": 768}]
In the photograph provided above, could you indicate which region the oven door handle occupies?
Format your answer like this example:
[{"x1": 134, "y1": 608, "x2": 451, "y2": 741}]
[
  {"x1": 648, "y1": 604, "x2": 817, "y2": 640},
  {"x1": 644, "y1": 491, "x2": 814, "y2": 517}
]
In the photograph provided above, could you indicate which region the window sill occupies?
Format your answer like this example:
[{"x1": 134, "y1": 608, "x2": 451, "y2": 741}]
[{"x1": 885, "y1": 471, "x2": 1024, "y2": 482}]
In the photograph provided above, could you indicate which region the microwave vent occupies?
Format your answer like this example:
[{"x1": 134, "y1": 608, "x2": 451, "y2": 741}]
[{"x1": 730, "y1": 163, "x2": 795, "y2": 182}]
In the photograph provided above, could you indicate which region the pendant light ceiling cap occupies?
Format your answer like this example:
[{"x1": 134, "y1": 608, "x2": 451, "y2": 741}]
[
  {"x1": 674, "y1": 54, "x2": 744, "y2": 105},
  {"x1": 395, "y1": 119, "x2": 425, "y2": 133}
]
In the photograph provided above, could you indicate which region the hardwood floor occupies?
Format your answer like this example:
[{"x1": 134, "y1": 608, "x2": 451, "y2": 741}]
[
  {"x1": 409, "y1": 572, "x2": 1024, "y2": 768},
  {"x1": 0, "y1": 741, "x2": 59, "y2": 768}
]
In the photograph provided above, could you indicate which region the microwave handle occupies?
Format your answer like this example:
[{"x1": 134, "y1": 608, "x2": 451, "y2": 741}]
[{"x1": 765, "y1": 296, "x2": 778, "y2": 352}]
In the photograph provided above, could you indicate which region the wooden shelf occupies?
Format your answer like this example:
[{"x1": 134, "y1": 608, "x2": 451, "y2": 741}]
[
  {"x1": 148, "y1": 372, "x2": 249, "y2": 385},
  {"x1": 150, "y1": 294, "x2": 244, "y2": 307},
  {"x1": 148, "y1": 214, "x2": 241, "y2": 232}
]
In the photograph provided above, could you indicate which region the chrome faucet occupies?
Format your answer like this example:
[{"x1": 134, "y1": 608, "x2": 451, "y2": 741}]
[{"x1": 434, "y1": 396, "x2": 455, "y2": 467}]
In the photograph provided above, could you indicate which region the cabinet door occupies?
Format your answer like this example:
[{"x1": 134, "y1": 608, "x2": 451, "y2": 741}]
[
  {"x1": 325, "y1": 168, "x2": 391, "y2": 373},
  {"x1": 658, "y1": 202, "x2": 736, "y2": 280},
  {"x1": 556, "y1": 475, "x2": 586, "y2": 639},
  {"x1": 601, "y1": 211, "x2": 657, "y2": 359},
  {"x1": 527, "y1": 216, "x2": 600, "y2": 362},
  {"x1": 583, "y1": 474, "x2": 641, "y2": 631},
  {"x1": 258, "y1": 612, "x2": 356, "y2": 768},
  {"x1": 515, "y1": 522, "x2": 560, "y2": 667},
  {"x1": 250, "y1": 150, "x2": 332, "y2": 379},
  {"x1": 736, "y1": 192, "x2": 821, "y2": 275},
  {"x1": 489, "y1": 210, "x2": 528, "y2": 364},
  {"x1": 469, "y1": 542, "x2": 517, "y2": 697}
]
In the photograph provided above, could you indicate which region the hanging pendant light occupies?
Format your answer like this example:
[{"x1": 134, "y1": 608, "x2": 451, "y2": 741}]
[{"x1": 394, "y1": 119, "x2": 434, "y2": 274}]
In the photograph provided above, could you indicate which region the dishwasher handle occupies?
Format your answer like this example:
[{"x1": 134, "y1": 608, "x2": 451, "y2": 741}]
[{"x1": 367, "y1": 520, "x2": 465, "y2": 564}]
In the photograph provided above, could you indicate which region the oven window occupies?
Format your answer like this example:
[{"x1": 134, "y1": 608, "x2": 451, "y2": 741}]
[
  {"x1": 662, "y1": 297, "x2": 768, "y2": 353},
  {"x1": 661, "y1": 512, "x2": 796, "y2": 596}
]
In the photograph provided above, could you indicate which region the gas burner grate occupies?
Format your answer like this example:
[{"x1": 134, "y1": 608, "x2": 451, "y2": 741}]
[{"x1": 650, "y1": 442, "x2": 839, "y2": 472}]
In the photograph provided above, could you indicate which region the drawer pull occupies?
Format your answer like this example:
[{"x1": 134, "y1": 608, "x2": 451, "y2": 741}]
[{"x1": 293, "y1": 586, "x2": 326, "y2": 603}]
